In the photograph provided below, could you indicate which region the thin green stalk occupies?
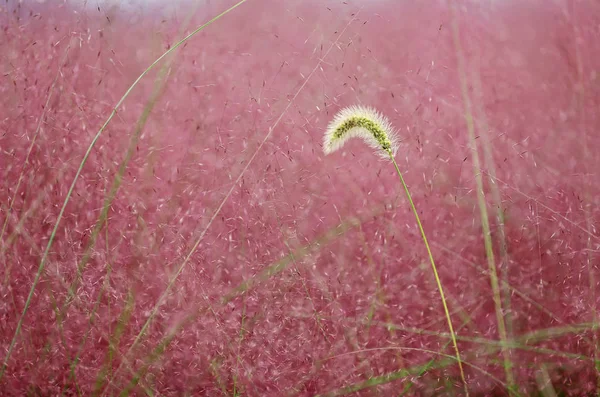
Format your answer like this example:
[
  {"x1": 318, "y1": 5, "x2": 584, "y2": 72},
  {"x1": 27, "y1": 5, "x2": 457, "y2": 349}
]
[
  {"x1": 108, "y1": 10, "x2": 362, "y2": 393},
  {"x1": 114, "y1": 206, "x2": 371, "y2": 395},
  {"x1": 0, "y1": 0, "x2": 248, "y2": 384},
  {"x1": 572, "y1": 23, "x2": 600, "y2": 393},
  {"x1": 471, "y1": 65, "x2": 513, "y2": 342},
  {"x1": 92, "y1": 291, "x2": 135, "y2": 396},
  {"x1": 451, "y1": 9, "x2": 515, "y2": 394},
  {"x1": 399, "y1": 301, "x2": 476, "y2": 396},
  {"x1": 389, "y1": 154, "x2": 468, "y2": 396},
  {"x1": 317, "y1": 346, "x2": 501, "y2": 397}
]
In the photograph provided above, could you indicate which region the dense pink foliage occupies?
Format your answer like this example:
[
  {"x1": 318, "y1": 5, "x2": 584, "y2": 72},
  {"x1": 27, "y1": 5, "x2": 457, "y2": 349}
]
[{"x1": 1, "y1": 0, "x2": 599, "y2": 395}]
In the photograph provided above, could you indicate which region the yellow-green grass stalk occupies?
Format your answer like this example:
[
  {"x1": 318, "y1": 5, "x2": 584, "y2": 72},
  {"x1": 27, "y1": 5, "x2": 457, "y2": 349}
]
[
  {"x1": 105, "y1": 9, "x2": 364, "y2": 394},
  {"x1": 0, "y1": 0, "x2": 249, "y2": 385},
  {"x1": 450, "y1": 10, "x2": 516, "y2": 394},
  {"x1": 471, "y1": 64, "x2": 514, "y2": 341},
  {"x1": 323, "y1": 105, "x2": 469, "y2": 396}
]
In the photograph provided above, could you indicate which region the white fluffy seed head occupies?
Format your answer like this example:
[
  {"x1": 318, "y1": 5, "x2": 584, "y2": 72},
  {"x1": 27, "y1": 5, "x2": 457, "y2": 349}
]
[{"x1": 323, "y1": 105, "x2": 399, "y2": 159}]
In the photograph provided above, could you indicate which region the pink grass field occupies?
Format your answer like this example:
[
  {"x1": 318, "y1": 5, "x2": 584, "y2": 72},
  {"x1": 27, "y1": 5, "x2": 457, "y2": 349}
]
[{"x1": 1, "y1": 0, "x2": 600, "y2": 395}]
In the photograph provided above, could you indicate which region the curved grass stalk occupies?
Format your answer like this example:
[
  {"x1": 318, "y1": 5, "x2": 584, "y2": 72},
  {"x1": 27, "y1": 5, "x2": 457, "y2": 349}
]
[
  {"x1": 0, "y1": 0, "x2": 249, "y2": 384},
  {"x1": 323, "y1": 105, "x2": 469, "y2": 396},
  {"x1": 105, "y1": 9, "x2": 364, "y2": 394},
  {"x1": 84, "y1": 12, "x2": 198, "y2": 396}
]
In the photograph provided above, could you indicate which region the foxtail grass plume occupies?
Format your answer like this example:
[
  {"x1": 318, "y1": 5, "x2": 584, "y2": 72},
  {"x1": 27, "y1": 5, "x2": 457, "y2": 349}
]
[
  {"x1": 323, "y1": 105, "x2": 399, "y2": 159},
  {"x1": 322, "y1": 104, "x2": 469, "y2": 395}
]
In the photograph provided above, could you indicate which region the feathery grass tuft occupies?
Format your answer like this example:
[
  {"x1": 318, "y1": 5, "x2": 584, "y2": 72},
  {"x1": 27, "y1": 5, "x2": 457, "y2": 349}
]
[
  {"x1": 323, "y1": 105, "x2": 469, "y2": 395},
  {"x1": 324, "y1": 105, "x2": 399, "y2": 158}
]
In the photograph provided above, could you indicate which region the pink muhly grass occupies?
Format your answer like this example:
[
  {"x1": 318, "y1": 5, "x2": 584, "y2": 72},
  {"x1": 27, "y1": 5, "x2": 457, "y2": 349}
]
[{"x1": 1, "y1": 1, "x2": 600, "y2": 396}]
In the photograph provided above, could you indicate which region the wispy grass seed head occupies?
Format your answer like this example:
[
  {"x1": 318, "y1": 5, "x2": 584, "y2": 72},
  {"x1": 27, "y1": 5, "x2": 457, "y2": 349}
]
[{"x1": 323, "y1": 105, "x2": 399, "y2": 159}]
